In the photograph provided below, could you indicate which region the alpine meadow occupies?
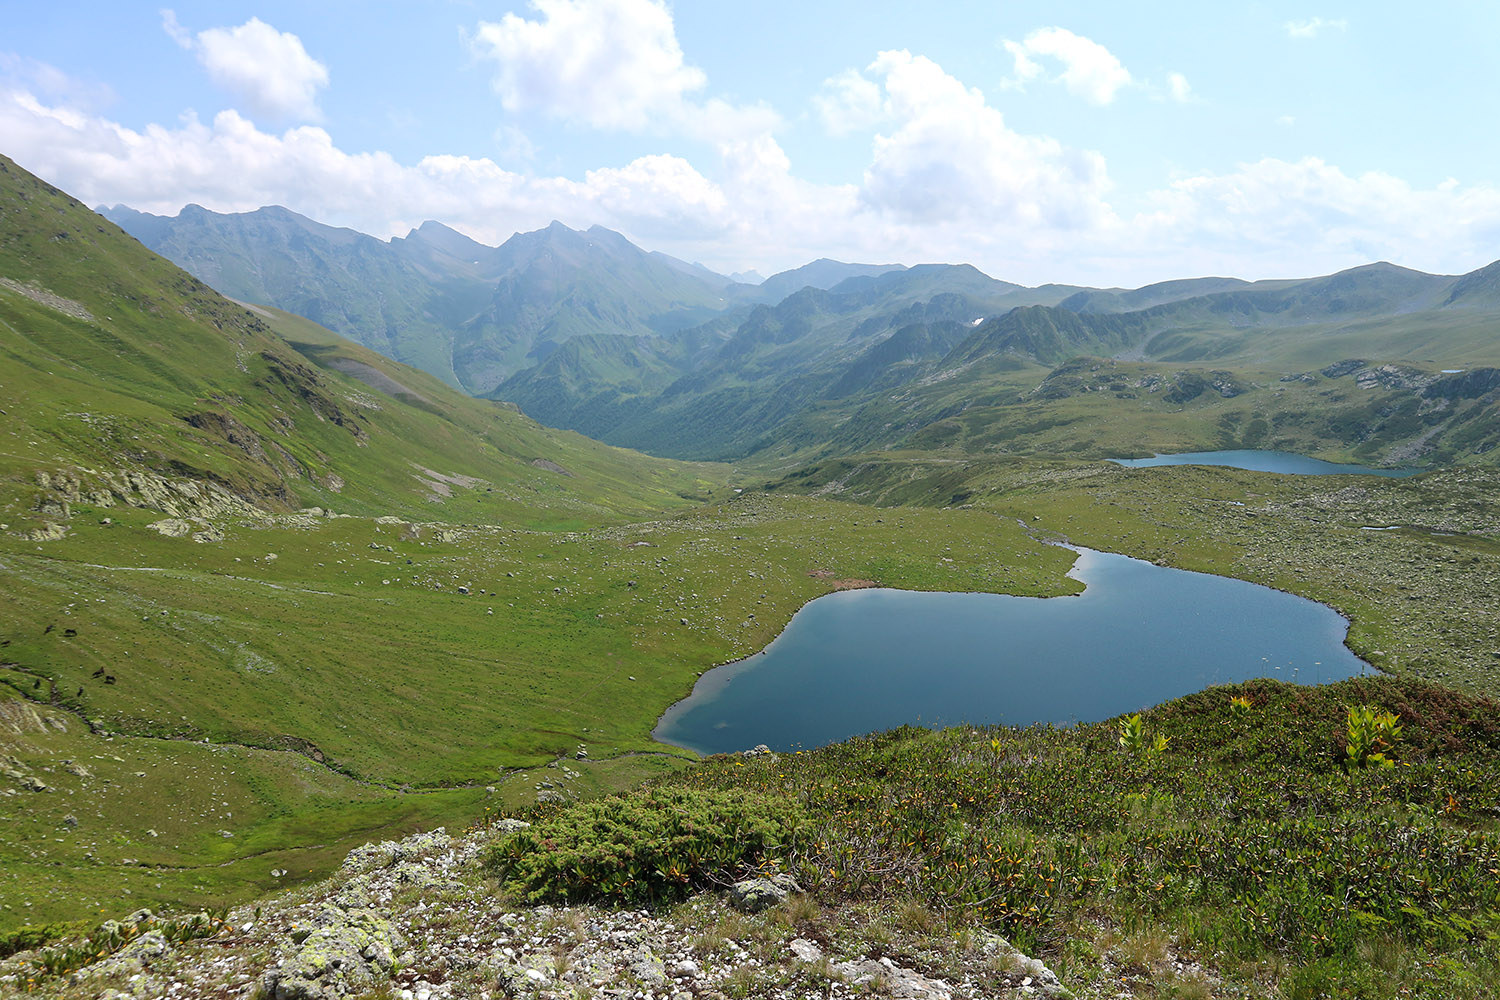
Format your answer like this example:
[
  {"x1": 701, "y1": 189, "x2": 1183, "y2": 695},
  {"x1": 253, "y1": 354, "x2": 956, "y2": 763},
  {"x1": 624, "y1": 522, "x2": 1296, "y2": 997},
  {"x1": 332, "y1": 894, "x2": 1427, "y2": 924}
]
[{"x1": 5, "y1": 4, "x2": 1500, "y2": 998}]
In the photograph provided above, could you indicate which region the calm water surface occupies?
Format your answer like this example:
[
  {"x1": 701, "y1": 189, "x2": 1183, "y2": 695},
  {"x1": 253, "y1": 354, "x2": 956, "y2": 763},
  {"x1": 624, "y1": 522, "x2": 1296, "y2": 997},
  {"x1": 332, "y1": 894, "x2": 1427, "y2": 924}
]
[
  {"x1": 1109, "y1": 449, "x2": 1418, "y2": 477},
  {"x1": 654, "y1": 548, "x2": 1369, "y2": 755}
]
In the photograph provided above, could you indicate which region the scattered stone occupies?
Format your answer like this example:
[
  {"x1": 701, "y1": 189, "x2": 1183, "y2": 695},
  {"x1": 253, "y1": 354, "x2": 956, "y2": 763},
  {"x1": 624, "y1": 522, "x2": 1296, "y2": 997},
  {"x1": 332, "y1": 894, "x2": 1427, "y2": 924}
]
[
  {"x1": 833, "y1": 956, "x2": 953, "y2": 999},
  {"x1": 728, "y1": 872, "x2": 800, "y2": 913}
]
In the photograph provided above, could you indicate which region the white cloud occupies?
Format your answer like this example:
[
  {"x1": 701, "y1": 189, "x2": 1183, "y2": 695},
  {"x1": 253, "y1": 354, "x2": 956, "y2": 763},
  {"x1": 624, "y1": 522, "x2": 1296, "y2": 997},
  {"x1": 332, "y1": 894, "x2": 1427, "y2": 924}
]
[
  {"x1": 7, "y1": 61, "x2": 1500, "y2": 288},
  {"x1": 468, "y1": 0, "x2": 778, "y2": 149},
  {"x1": 0, "y1": 84, "x2": 733, "y2": 251},
  {"x1": 470, "y1": 0, "x2": 705, "y2": 132},
  {"x1": 859, "y1": 50, "x2": 1115, "y2": 230},
  {"x1": 1167, "y1": 73, "x2": 1193, "y2": 103},
  {"x1": 1001, "y1": 28, "x2": 1133, "y2": 105},
  {"x1": 161, "y1": 11, "x2": 329, "y2": 121},
  {"x1": 161, "y1": 9, "x2": 192, "y2": 49},
  {"x1": 1136, "y1": 156, "x2": 1500, "y2": 276},
  {"x1": 814, "y1": 68, "x2": 886, "y2": 136},
  {"x1": 1285, "y1": 17, "x2": 1348, "y2": 39}
]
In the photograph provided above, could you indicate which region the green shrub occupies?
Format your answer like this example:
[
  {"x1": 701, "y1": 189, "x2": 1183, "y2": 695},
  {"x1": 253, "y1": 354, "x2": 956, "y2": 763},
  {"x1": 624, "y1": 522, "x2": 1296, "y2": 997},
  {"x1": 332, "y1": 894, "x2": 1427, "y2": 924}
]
[
  {"x1": 1345, "y1": 704, "x2": 1403, "y2": 769},
  {"x1": 485, "y1": 786, "x2": 801, "y2": 905},
  {"x1": 1119, "y1": 712, "x2": 1169, "y2": 756},
  {"x1": 0, "y1": 923, "x2": 72, "y2": 959}
]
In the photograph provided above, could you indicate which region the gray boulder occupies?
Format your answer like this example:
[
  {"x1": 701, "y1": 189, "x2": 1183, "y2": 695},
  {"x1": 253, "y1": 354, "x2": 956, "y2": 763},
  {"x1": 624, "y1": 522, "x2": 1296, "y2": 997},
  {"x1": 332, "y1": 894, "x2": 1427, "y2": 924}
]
[{"x1": 728, "y1": 871, "x2": 801, "y2": 913}]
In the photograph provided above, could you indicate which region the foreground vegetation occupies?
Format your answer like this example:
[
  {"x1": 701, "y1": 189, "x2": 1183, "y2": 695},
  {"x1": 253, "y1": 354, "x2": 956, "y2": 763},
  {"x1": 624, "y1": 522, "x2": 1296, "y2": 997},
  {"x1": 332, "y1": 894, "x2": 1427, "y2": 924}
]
[{"x1": 488, "y1": 676, "x2": 1500, "y2": 998}]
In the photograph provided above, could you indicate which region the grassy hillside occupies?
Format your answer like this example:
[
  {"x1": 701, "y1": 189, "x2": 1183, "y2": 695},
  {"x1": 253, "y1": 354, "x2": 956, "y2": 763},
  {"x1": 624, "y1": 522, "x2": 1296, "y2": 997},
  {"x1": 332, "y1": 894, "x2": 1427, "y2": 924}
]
[{"x1": 2, "y1": 155, "x2": 734, "y2": 532}]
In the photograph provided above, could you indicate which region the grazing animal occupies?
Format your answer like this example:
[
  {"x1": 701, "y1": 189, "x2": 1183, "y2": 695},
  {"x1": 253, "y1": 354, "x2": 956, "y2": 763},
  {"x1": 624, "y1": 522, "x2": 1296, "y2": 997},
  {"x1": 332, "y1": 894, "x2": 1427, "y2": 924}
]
[
  {"x1": 63, "y1": 628, "x2": 77, "y2": 637},
  {"x1": 43, "y1": 624, "x2": 54, "y2": 634},
  {"x1": 33, "y1": 679, "x2": 40, "y2": 689},
  {"x1": 104, "y1": 675, "x2": 116, "y2": 685},
  {"x1": 76, "y1": 687, "x2": 83, "y2": 697},
  {"x1": 92, "y1": 667, "x2": 105, "y2": 678}
]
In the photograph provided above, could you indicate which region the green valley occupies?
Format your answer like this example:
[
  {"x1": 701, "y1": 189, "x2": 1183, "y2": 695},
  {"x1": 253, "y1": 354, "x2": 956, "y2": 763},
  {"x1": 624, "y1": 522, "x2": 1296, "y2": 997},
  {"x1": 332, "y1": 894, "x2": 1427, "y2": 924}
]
[{"x1": 4, "y1": 153, "x2": 1500, "y2": 999}]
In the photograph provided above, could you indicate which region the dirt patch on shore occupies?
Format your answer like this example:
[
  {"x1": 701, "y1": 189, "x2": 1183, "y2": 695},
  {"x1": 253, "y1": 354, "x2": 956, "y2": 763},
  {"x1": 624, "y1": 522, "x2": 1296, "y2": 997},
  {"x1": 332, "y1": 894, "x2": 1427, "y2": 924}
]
[{"x1": 808, "y1": 569, "x2": 878, "y2": 590}]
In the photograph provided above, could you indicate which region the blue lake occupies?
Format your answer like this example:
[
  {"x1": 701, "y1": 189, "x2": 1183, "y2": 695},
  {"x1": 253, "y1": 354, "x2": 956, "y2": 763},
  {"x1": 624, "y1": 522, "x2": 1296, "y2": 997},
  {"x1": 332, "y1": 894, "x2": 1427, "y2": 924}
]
[
  {"x1": 1108, "y1": 449, "x2": 1418, "y2": 477},
  {"x1": 654, "y1": 548, "x2": 1370, "y2": 755}
]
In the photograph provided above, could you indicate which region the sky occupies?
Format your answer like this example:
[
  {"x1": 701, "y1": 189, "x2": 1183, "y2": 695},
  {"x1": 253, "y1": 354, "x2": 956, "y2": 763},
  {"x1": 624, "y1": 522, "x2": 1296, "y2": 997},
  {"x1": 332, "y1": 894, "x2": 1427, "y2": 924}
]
[{"x1": 4, "y1": 1, "x2": 1500, "y2": 286}]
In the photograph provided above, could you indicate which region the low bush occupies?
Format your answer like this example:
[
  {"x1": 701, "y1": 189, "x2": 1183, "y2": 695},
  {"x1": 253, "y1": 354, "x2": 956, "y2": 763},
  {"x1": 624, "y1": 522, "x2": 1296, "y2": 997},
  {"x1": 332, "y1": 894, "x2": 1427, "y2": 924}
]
[
  {"x1": 485, "y1": 786, "x2": 801, "y2": 905},
  {"x1": 0, "y1": 923, "x2": 71, "y2": 959}
]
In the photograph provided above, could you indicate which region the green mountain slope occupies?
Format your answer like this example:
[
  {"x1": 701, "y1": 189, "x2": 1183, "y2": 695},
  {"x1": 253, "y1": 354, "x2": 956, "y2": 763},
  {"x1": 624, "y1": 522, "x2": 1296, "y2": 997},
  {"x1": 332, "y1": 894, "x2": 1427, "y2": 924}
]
[
  {"x1": 0, "y1": 168, "x2": 723, "y2": 530},
  {"x1": 496, "y1": 252, "x2": 1500, "y2": 469},
  {"x1": 495, "y1": 267, "x2": 1083, "y2": 459}
]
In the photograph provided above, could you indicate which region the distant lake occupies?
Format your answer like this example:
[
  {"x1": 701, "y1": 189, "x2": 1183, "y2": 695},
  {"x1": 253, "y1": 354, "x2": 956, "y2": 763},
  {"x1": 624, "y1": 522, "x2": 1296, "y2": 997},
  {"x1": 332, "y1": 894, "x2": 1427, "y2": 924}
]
[
  {"x1": 1108, "y1": 450, "x2": 1418, "y2": 477},
  {"x1": 654, "y1": 549, "x2": 1370, "y2": 755}
]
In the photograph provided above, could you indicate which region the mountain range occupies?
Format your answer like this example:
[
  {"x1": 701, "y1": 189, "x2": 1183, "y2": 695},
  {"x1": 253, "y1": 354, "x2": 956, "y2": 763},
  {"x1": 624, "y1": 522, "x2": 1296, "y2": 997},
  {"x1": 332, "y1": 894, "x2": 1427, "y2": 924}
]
[
  {"x1": 100, "y1": 204, "x2": 746, "y2": 396},
  {"x1": 102, "y1": 201, "x2": 1500, "y2": 469}
]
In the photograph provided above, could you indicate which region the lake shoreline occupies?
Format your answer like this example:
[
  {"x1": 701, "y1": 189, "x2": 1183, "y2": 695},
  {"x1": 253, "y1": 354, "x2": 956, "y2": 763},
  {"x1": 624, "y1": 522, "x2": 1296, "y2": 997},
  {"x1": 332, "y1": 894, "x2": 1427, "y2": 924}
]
[{"x1": 654, "y1": 542, "x2": 1375, "y2": 756}]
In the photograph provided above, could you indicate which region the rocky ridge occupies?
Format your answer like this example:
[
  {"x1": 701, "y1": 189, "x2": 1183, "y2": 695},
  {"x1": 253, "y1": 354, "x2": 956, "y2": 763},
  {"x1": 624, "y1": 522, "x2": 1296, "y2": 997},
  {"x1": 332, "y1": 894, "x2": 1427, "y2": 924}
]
[{"x1": 0, "y1": 826, "x2": 1072, "y2": 1000}]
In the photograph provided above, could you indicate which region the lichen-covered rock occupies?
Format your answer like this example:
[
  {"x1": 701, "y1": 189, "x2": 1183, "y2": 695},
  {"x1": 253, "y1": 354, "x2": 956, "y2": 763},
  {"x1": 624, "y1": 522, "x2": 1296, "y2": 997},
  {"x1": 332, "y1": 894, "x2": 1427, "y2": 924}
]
[
  {"x1": 629, "y1": 945, "x2": 666, "y2": 983},
  {"x1": 727, "y1": 871, "x2": 800, "y2": 913},
  {"x1": 72, "y1": 929, "x2": 169, "y2": 982},
  {"x1": 263, "y1": 904, "x2": 406, "y2": 1000}
]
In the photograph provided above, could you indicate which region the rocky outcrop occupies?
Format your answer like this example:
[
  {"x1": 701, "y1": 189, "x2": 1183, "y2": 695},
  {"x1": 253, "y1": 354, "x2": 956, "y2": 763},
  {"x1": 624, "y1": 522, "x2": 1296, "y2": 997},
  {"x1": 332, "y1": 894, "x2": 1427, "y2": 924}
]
[
  {"x1": 1424, "y1": 367, "x2": 1500, "y2": 400},
  {"x1": 1321, "y1": 358, "x2": 1367, "y2": 378},
  {"x1": 29, "y1": 467, "x2": 267, "y2": 523},
  {"x1": 1353, "y1": 364, "x2": 1436, "y2": 391},
  {"x1": 259, "y1": 831, "x2": 464, "y2": 999}
]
